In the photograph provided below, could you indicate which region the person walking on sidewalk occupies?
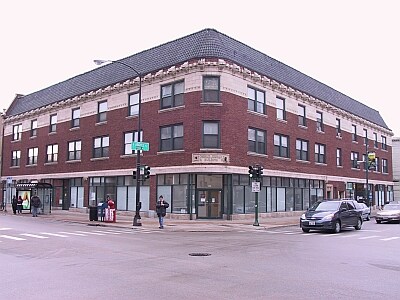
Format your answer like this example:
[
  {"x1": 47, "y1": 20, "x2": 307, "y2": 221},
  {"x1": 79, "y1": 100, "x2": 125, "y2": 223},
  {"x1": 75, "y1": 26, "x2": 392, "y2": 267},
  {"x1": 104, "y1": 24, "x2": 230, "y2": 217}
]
[
  {"x1": 156, "y1": 195, "x2": 169, "y2": 229},
  {"x1": 31, "y1": 194, "x2": 41, "y2": 217},
  {"x1": 17, "y1": 196, "x2": 23, "y2": 214},
  {"x1": 12, "y1": 196, "x2": 18, "y2": 215}
]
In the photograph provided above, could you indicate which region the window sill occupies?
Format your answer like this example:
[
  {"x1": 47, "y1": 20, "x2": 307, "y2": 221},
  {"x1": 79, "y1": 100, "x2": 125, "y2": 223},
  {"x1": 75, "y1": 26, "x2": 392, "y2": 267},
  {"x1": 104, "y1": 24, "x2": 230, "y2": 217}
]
[
  {"x1": 352, "y1": 141, "x2": 358, "y2": 144},
  {"x1": 44, "y1": 162, "x2": 58, "y2": 166},
  {"x1": 296, "y1": 159, "x2": 310, "y2": 164},
  {"x1": 351, "y1": 167, "x2": 361, "y2": 171},
  {"x1": 26, "y1": 164, "x2": 38, "y2": 167},
  {"x1": 126, "y1": 115, "x2": 138, "y2": 120},
  {"x1": 66, "y1": 160, "x2": 81, "y2": 164},
  {"x1": 247, "y1": 110, "x2": 267, "y2": 118},
  {"x1": 96, "y1": 121, "x2": 107, "y2": 126},
  {"x1": 276, "y1": 118, "x2": 287, "y2": 124},
  {"x1": 247, "y1": 151, "x2": 268, "y2": 158},
  {"x1": 90, "y1": 157, "x2": 109, "y2": 161},
  {"x1": 316, "y1": 130, "x2": 325, "y2": 134},
  {"x1": 273, "y1": 156, "x2": 291, "y2": 161},
  {"x1": 120, "y1": 154, "x2": 138, "y2": 158},
  {"x1": 157, "y1": 150, "x2": 185, "y2": 155},
  {"x1": 200, "y1": 102, "x2": 222, "y2": 106},
  {"x1": 200, "y1": 148, "x2": 222, "y2": 152},
  {"x1": 298, "y1": 125, "x2": 307, "y2": 129},
  {"x1": 70, "y1": 127, "x2": 80, "y2": 131},
  {"x1": 336, "y1": 165, "x2": 343, "y2": 168},
  {"x1": 315, "y1": 162, "x2": 327, "y2": 166},
  {"x1": 30, "y1": 136, "x2": 37, "y2": 139},
  {"x1": 10, "y1": 166, "x2": 20, "y2": 169},
  {"x1": 159, "y1": 105, "x2": 185, "y2": 113},
  {"x1": 11, "y1": 139, "x2": 21, "y2": 143},
  {"x1": 49, "y1": 131, "x2": 57, "y2": 135}
]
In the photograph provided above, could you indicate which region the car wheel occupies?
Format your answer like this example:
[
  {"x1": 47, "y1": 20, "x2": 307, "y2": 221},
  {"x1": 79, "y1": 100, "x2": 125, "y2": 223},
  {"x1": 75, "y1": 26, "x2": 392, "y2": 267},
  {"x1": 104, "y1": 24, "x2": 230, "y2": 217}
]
[
  {"x1": 355, "y1": 218, "x2": 362, "y2": 230},
  {"x1": 376, "y1": 220, "x2": 381, "y2": 224},
  {"x1": 302, "y1": 228, "x2": 310, "y2": 233},
  {"x1": 332, "y1": 221, "x2": 341, "y2": 233}
]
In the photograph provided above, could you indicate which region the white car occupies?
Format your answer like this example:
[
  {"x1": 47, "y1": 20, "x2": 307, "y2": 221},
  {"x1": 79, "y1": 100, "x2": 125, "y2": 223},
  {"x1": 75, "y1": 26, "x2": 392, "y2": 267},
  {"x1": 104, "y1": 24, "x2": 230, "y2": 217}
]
[
  {"x1": 355, "y1": 202, "x2": 371, "y2": 221},
  {"x1": 375, "y1": 203, "x2": 400, "y2": 224}
]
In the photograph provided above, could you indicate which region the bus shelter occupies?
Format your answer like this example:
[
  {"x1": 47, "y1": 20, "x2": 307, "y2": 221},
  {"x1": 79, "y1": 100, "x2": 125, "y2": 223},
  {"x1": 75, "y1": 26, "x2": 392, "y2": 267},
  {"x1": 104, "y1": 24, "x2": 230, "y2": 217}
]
[{"x1": 15, "y1": 182, "x2": 53, "y2": 214}]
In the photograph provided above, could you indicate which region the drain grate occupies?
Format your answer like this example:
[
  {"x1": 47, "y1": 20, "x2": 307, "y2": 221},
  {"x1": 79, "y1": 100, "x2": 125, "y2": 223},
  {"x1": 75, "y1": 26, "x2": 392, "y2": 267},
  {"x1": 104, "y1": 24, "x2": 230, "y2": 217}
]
[{"x1": 188, "y1": 252, "x2": 211, "y2": 257}]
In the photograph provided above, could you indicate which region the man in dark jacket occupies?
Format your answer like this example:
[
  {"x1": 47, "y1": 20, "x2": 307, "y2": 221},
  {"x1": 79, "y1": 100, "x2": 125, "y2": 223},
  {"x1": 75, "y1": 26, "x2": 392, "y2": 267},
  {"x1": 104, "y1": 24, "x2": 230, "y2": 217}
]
[
  {"x1": 31, "y1": 194, "x2": 41, "y2": 217},
  {"x1": 156, "y1": 195, "x2": 169, "y2": 229}
]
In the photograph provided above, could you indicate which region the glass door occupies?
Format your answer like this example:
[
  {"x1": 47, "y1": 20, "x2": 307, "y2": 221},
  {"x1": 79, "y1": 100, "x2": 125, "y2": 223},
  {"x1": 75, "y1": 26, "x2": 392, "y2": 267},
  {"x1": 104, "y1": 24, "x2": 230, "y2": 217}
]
[{"x1": 197, "y1": 190, "x2": 222, "y2": 219}]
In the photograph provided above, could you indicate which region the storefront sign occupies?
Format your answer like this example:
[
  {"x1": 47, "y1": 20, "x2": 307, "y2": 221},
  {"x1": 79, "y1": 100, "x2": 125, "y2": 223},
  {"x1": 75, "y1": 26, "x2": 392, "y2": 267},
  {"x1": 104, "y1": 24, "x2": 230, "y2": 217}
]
[{"x1": 192, "y1": 153, "x2": 230, "y2": 164}]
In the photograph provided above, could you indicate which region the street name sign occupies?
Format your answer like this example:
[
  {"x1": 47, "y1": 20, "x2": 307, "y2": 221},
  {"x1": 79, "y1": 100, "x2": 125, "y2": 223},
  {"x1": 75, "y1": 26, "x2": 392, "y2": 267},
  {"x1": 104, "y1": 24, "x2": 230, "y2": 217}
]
[{"x1": 131, "y1": 141, "x2": 150, "y2": 151}]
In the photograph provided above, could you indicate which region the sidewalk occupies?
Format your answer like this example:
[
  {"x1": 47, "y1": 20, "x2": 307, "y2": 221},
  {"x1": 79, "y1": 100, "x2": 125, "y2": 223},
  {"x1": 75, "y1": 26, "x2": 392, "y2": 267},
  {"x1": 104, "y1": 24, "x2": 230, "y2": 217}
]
[{"x1": 15, "y1": 208, "x2": 301, "y2": 232}]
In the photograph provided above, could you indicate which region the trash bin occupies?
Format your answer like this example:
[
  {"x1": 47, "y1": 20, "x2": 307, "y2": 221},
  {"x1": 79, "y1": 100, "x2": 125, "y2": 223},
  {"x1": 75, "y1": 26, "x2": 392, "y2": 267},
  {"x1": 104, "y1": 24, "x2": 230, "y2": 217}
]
[
  {"x1": 89, "y1": 206, "x2": 98, "y2": 221},
  {"x1": 97, "y1": 202, "x2": 107, "y2": 221}
]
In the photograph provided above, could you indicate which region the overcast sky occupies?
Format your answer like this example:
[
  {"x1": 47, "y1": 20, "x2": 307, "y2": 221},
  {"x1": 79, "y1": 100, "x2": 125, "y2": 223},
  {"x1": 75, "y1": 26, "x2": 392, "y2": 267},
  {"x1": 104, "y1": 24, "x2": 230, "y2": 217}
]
[{"x1": 1, "y1": 0, "x2": 399, "y2": 137}]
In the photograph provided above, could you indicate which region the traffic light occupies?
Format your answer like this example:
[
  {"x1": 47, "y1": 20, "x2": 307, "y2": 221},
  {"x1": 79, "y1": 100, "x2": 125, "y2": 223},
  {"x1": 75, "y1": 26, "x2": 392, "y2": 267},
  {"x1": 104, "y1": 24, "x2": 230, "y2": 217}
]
[
  {"x1": 248, "y1": 165, "x2": 255, "y2": 179},
  {"x1": 144, "y1": 165, "x2": 151, "y2": 179},
  {"x1": 367, "y1": 152, "x2": 376, "y2": 170},
  {"x1": 256, "y1": 166, "x2": 264, "y2": 178},
  {"x1": 132, "y1": 170, "x2": 137, "y2": 179}
]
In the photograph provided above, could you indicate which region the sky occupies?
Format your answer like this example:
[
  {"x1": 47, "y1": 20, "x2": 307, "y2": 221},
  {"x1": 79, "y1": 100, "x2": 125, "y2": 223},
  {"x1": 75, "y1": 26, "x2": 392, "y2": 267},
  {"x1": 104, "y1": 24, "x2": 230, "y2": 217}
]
[{"x1": 1, "y1": 0, "x2": 399, "y2": 137}]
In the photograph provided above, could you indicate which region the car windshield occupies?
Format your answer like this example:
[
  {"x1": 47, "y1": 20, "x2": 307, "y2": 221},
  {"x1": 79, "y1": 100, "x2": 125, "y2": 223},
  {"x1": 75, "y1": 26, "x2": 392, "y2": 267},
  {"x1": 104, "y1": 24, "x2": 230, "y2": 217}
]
[
  {"x1": 309, "y1": 201, "x2": 340, "y2": 211},
  {"x1": 383, "y1": 204, "x2": 400, "y2": 211}
]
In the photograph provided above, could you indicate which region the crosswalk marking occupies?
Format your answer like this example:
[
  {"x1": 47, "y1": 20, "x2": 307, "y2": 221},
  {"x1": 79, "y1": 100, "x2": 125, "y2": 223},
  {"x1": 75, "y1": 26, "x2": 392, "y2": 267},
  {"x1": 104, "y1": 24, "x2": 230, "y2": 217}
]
[
  {"x1": 0, "y1": 235, "x2": 26, "y2": 241},
  {"x1": 0, "y1": 228, "x2": 12, "y2": 231},
  {"x1": 339, "y1": 234, "x2": 358, "y2": 238},
  {"x1": 74, "y1": 231, "x2": 105, "y2": 236},
  {"x1": 40, "y1": 232, "x2": 68, "y2": 238},
  {"x1": 93, "y1": 230, "x2": 121, "y2": 235},
  {"x1": 58, "y1": 231, "x2": 88, "y2": 236},
  {"x1": 380, "y1": 237, "x2": 400, "y2": 241},
  {"x1": 20, "y1": 233, "x2": 49, "y2": 239},
  {"x1": 358, "y1": 235, "x2": 380, "y2": 240}
]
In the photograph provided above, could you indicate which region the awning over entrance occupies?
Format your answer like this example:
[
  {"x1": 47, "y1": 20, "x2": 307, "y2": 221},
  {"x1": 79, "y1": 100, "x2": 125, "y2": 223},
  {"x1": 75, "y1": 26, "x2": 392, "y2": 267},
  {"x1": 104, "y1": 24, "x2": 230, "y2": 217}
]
[{"x1": 16, "y1": 182, "x2": 53, "y2": 189}]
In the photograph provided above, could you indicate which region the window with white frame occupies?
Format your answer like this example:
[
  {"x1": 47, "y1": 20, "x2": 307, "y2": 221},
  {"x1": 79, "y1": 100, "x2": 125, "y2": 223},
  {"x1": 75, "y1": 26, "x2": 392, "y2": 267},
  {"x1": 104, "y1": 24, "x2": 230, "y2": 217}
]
[
  {"x1": 336, "y1": 148, "x2": 342, "y2": 166},
  {"x1": 375, "y1": 157, "x2": 380, "y2": 172},
  {"x1": 203, "y1": 76, "x2": 220, "y2": 103},
  {"x1": 128, "y1": 92, "x2": 139, "y2": 116},
  {"x1": 316, "y1": 111, "x2": 324, "y2": 132},
  {"x1": 124, "y1": 130, "x2": 143, "y2": 155},
  {"x1": 276, "y1": 97, "x2": 286, "y2": 120},
  {"x1": 248, "y1": 128, "x2": 266, "y2": 154},
  {"x1": 274, "y1": 134, "x2": 289, "y2": 158},
  {"x1": 382, "y1": 158, "x2": 388, "y2": 173},
  {"x1": 336, "y1": 118, "x2": 341, "y2": 136},
  {"x1": 296, "y1": 139, "x2": 309, "y2": 161},
  {"x1": 93, "y1": 136, "x2": 109, "y2": 158},
  {"x1": 97, "y1": 100, "x2": 107, "y2": 123},
  {"x1": 161, "y1": 81, "x2": 184, "y2": 109},
  {"x1": 373, "y1": 132, "x2": 378, "y2": 148},
  {"x1": 351, "y1": 151, "x2": 359, "y2": 169},
  {"x1": 160, "y1": 124, "x2": 184, "y2": 151},
  {"x1": 46, "y1": 144, "x2": 58, "y2": 163},
  {"x1": 381, "y1": 136, "x2": 387, "y2": 150},
  {"x1": 298, "y1": 104, "x2": 306, "y2": 126},
  {"x1": 11, "y1": 150, "x2": 21, "y2": 167},
  {"x1": 27, "y1": 147, "x2": 39, "y2": 165},
  {"x1": 314, "y1": 143, "x2": 326, "y2": 163},
  {"x1": 49, "y1": 114, "x2": 57, "y2": 133},
  {"x1": 247, "y1": 86, "x2": 266, "y2": 114},
  {"x1": 68, "y1": 140, "x2": 81, "y2": 161},
  {"x1": 71, "y1": 108, "x2": 80, "y2": 128},
  {"x1": 13, "y1": 124, "x2": 22, "y2": 141},
  {"x1": 363, "y1": 129, "x2": 368, "y2": 145},
  {"x1": 31, "y1": 120, "x2": 37, "y2": 137},
  {"x1": 351, "y1": 125, "x2": 357, "y2": 142},
  {"x1": 202, "y1": 121, "x2": 220, "y2": 148}
]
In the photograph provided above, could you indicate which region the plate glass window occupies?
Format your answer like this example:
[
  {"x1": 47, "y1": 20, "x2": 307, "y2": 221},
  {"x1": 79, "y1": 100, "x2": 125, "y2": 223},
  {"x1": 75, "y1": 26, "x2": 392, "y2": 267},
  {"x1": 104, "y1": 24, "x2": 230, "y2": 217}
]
[
  {"x1": 128, "y1": 93, "x2": 139, "y2": 116},
  {"x1": 97, "y1": 101, "x2": 108, "y2": 122},
  {"x1": 31, "y1": 120, "x2": 37, "y2": 137},
  {"x1": 203, "y1": 122, "x2": 220, "y2": 148},
  {"x1": 203, "y1": 76, "x2": 220, "y2": 103},
  {"x1": 72, "y1": 108, "x2": 80, "y2": 128},
  {"x1": 336, "y1": 118, "x2": 341, "y2": 136}
]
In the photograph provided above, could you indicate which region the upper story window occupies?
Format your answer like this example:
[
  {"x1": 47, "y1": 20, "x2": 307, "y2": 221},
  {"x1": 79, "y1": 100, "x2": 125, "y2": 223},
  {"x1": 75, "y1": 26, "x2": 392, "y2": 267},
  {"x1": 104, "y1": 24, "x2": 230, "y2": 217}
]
[
  {"x1": 316, "y1": 111, "x2": 324, "y2": 132},
  {"x1": 124, "y1": 130, "x2": 142, "y2": 155},
  {"x1": 27, "y1": 147, "x2": 39, "y2": 165},
  {"x1": 11, "y1": 150, "x2": 21, "y2": 167},
  {"x1": 248, "y1": 128, "x2": 266, "y2": 154},
  {"x1": 49, "y1": 114, "x2": 57, "y2": 133},
  {"x1": 336, "y1": 148, "x2": 342, "y2": 166},
  {"x1": 71, "y1": 108, "x2": 80, "y2": 128},
  {"x1": 314, "y1": 143, "x2": 326, "y2": 164},
  {"x1": 351, "y1": 125, "x2": 357, "y2": 142},
  {"x1": 203, "y1": 76, "x2": 220, "y2": 103},
  {"x1": 93, "y1": 136, "x2": 109, "y2": 158},
  {"x1": 97, "y1": 100, "x2": 108, "y2": 123},
  {"x1": 202, "y1": 121, "x2": 220, "y2": 149},
  {"x1": 247, "y1": 86, "x2": 265, "y2": 114},
  {"x1": 351, "y1": 151, "x2": 359, "y2": 169},
  {"x1": 68, "y1": 140, "x2": 82, "y2": 161},
  {"x1": 160, "y1": 124, "x2": 184, "y2": 151},
  {"x1": 336, "y1": 118, "x2": 341, "y2": 136},
  {"x1": 161, "y1": 81, "x2": 184, "y2": 109},
  {"x1": 298, "y1": 105, "x2": 306, "y2": 126},
  {"x1": 296, "y1": 139, "x2": 309, "y2": 161},
  {"x1": 128, "y1": 93, "x2": 139, "y2": 116},
  {"x1": 46, "y1": 144, "x2": 59, "y2": 163},
  {"x1": 373, "y1": 132, "x2": 378, "y2": 148},
  {"x1": 30, "y1": 120, "x2": 37, "y2": 137},
  {"x1": 375, "y1": 157, "x2": 380, "y2": 172},
  {"x1": 381, "y1": 136, "x2": 387, "y2": 150},
  {"x1": 13, "y1": 124, "x2": 22, "y2": 141},
  {"x1": 276, "y1": 97, "x2": 286, "y2": 120},
  {"x1": 382, "y1": 158, "x2": 388, "y2": 173},
  {"x1": 274, "y1": 134, "x2": 289, "y2": 158},
  {"x1": 363, "y1": 129, "x2": 368, "y2": 145}
]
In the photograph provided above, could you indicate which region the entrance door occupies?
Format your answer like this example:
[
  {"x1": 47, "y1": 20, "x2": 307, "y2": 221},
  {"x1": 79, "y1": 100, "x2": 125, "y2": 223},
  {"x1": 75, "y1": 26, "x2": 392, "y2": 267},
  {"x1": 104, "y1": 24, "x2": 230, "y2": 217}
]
[{"x1": 197, "y1": 190, "x2": 222, "y2": 219}]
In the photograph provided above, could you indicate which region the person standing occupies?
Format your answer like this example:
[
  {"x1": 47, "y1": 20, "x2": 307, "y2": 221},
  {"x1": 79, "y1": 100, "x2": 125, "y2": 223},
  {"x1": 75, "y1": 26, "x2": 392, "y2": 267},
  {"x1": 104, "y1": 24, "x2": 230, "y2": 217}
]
[
  {"x1": 12, "y1": 196, "x2": 18, "y2": 215},
  {"x1": 31, "y1": 194, "x2": 41, "y2": 217},
  {"x1": 17, "y1": 196, "x2": 23, "y2": 214},
  {"x1": 156, "y1": 195, "x2": 169, "y2": 229}
]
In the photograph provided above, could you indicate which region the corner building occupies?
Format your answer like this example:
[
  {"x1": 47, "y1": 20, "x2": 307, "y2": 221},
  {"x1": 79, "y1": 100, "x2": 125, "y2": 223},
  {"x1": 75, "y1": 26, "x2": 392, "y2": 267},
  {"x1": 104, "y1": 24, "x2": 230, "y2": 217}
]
[{"x1": 1, "y1": 29, "x2": 394, "y2": 220}]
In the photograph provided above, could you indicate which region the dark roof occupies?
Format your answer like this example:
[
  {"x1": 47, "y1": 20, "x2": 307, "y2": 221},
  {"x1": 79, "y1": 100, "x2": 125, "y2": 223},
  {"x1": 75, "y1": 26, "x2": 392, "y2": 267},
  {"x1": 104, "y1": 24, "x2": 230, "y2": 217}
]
[{"x1": 6, "y1": 28, "x2": 389, "y2": 130}]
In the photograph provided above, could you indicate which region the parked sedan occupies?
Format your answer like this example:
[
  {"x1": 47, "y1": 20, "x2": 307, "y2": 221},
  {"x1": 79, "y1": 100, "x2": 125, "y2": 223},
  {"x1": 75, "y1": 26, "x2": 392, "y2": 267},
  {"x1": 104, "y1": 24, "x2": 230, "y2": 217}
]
[
  {"x1": 300, "y1": 199, "x2": 363, "y2": 233},
  {"x1": 375, "y1": 203, "x2": 400, "y2": 223},
  {"x1": 355, "y1": 202, "x2": 371, "y2": 221}
]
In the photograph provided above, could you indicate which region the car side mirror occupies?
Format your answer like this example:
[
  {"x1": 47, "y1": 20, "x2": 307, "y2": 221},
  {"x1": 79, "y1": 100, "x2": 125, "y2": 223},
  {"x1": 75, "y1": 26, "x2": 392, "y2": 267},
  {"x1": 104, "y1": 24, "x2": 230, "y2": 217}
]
[{"x1": 340, "y1": 207, "x2": 347, "y2": 212}]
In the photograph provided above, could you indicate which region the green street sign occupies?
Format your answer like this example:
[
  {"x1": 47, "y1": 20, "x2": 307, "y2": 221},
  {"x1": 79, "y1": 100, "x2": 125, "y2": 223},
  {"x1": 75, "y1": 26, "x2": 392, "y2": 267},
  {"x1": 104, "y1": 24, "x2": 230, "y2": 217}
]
[{"x1": 131, "y1": 141, "x2": 150, "y2": 151}]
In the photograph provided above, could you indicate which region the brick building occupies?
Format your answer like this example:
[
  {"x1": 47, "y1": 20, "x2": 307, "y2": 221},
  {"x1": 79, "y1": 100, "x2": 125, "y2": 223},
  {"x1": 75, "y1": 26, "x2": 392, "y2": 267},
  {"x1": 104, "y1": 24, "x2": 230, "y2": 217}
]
[{"x1": 1, "y1": 28, "x2": 394, "y2": 220}]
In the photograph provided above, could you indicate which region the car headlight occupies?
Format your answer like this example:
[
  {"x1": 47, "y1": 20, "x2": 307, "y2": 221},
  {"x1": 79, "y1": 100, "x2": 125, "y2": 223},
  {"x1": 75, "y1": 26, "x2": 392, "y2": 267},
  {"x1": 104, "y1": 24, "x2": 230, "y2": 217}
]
[
  {"x1": 322, "y1": 213, "x2": 335, "y2": 221},
  {"x1": 300, "y1": 213, "x2": 306, "y2": 220}
]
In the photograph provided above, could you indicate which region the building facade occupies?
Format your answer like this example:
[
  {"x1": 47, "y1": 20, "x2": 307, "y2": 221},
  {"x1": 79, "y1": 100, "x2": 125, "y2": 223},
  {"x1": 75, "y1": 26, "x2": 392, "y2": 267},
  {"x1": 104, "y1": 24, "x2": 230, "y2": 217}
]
[
  {"x1": 1, "y1": 29, "x2": 394, "y2": 220},
  {"x1": 392, "y1": 138, "x2": 400, "y2": 201}
]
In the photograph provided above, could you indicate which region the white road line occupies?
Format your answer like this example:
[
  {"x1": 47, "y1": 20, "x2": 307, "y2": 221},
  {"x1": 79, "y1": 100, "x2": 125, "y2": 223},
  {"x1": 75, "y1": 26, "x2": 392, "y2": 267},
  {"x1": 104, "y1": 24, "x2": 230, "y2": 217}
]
[
  {"x1": 40, "y1": 232, "x2": 69, "y2": 238},
  {"x1": 358, "y1": 235, "x2": 380, "y2": 240},
  {"x1": 20, "y1": 233, "x2": 49, "y2": 239},
  {"x1": 74, "y1": 231, "x2": 105, "y2": 236},
  {"x1": 283, "y1": 232, "x2": 298, "y2": 235},
  {"x1": 93, "y1": 230, "x2": 121, "y2": 235},
  {"x1": 106, "y1": 229, "x2": 134, "y2": 234},
  {"x1": 0, "y1": 235, "x2": 26, "y2": 241},
  {"x1": 58, "y1": 232, "x2": 88, "y2": 236},
  {"x1": 339, "y1": 234, "x2": 358, "y2": 238},
  {"x1": 0, "y1": 228, "x2": 12, "y2": 231},
  {"x1": 380, "y1": 237, "x2": 400, "y2": 241}
]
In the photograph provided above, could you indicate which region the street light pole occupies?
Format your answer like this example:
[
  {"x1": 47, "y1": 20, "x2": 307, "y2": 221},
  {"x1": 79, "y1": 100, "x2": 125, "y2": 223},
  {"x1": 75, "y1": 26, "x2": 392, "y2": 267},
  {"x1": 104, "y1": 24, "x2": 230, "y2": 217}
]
[
  {"x1": 94, "y1": 59, "x2": 143, "y2": 226},
  {"x1": 365, "y1": 139, "x2": 371, "y2": 214}
]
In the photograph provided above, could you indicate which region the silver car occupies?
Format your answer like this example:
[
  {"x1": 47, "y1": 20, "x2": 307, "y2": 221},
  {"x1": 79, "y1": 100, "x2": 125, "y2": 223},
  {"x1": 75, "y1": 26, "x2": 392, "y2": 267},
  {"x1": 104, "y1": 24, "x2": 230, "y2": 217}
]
[
  {"x1": 375, "y1": 203, "x2": 400, "y2": 224},
  {"x1": 355, "y1": 202, "x2": 371, "y2": 221}
]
